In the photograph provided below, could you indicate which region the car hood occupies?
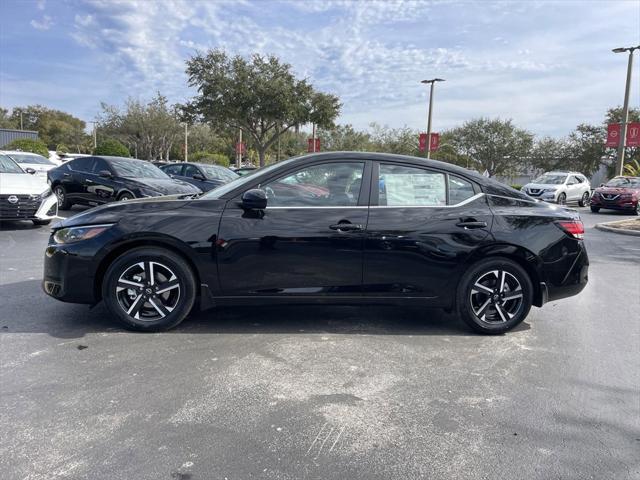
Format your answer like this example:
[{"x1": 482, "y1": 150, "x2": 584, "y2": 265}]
[
  {"x1": 54, "y1": 194, "x2": 194, "y2": 228},
  {"x1": 125, "y1": 178, "x2": 201, "y2": 194},
  {"x1": 595, "y1": 186, "x2": 639, "y2": 195},
  {"x1": 523, "y1": 183, "x2": 559, "y2": 190},
  {"x1": 0, "y1": 173, "x2": 49, "y2": 195}
]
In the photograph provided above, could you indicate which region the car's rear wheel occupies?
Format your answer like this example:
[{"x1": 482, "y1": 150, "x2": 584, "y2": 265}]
[
  {"x1": 54, "y1": 185, "x2": 72, "y2": 210},
  {"x1": 102, "y1": 247, "x2": 196, "y2": 331},
  {"x1": 457, "y1": 258, "x2": 533, "y2": 334},
  {"x1": 578, "y1": 191, "x2": 590, "y2": 207},
  {"x1": 118, "y1": 192, "x2": 134, "y2": 201},
  {"x1": 557, "y1": 192, "x2": 566, "y2": 205},
  {"x1": 590, "y1": 206, "x2": 600, "y2": 213}
]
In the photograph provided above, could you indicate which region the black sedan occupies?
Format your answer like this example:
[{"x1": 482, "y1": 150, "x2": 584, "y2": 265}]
[
  {"x1": 43, "y1": 152, "x2": 589, "y2": 334},
  {"x1": 159, "y1": 162, "x2": 238, "y2": 192},
  {"x1": 47, "y1": 156, "x2": 201, "y2": 210}
]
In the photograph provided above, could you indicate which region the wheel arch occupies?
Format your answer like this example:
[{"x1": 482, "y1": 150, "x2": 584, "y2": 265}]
[
  {"x1": 93, "y1": 237, "x2": 203, "y2": 306},
  {"x1": 116, "y1": 189, "x2": 136, "y2": 200},
  {"x1": 463, "y1": 244, "x2": 545, "y2": 307}
]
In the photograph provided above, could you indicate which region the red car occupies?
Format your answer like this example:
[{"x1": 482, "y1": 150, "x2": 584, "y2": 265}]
[{"x1": 590, "y1": 176, "x2": 640, "y2": 215}]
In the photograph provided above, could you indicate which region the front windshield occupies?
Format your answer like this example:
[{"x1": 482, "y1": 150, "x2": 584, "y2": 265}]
[
  {"x1": 605, "y1": 177, "x2": 640, "y2": 188},
  {"x1": 533, "y1": 174, "x2": 567, "y2": 185},
  {"x1": 110, "y1": 158, "x2": 170, "y2": 179},
  {"x1": 202, "y1": 158, "x2": 296, "y2": 199},
  {"x1": 199, "y1": 164, "x2": 238, "y2": 182},
  {"x1": 0, "y1": 154, "x2": 25, "y2": 173},
  {"x1": 7, "y1": 153, "x2": 53, "y2": 165}
]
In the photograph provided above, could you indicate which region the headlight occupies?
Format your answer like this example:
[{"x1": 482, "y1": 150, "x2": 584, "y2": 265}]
[
  {"x1": 543, "y1": 188, "x2": 557, "y2": 193},
  {"x1": 53, "y1": 224, "x2": 114, "y2": 244},
  {"x1": 30, "y1": 188, "x2": 52, "y2": 201}
]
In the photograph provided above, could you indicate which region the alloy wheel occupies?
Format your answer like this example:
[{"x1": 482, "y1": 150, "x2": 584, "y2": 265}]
[
  {"x1": 115, "y1": 261, "x2": 180, "y2": 321},
  {"x1": 55, "y1": 187, "x2": 64, "y2": 208},
  {"x1": 469, "y1": 270, "x2": 524, "y2": 323}
]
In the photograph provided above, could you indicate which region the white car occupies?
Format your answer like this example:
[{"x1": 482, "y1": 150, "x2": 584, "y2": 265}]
[
  {"x1": 0, "y1": 150, "x2": 57, "y2": 180},
  {"x1": 0, "y1": 154, "x2": 58, "y2": 226},
  {"x1": 523, "y1": 171, "x2": 591, "y2": 206}
]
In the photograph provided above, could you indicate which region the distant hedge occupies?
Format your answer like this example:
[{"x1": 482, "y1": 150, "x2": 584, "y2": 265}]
[
  {"x1": 4, "y1": 138, "x2": 49, "y2": 157},
  {"x1": 510, "y1": 184, "x2": 523, "y2": 190},
  {"x1": 190, "y1": 151, "x2": 230, "y2": 167},
  {"x1": 94, "y1": 139, "x2": 130, "y2": 157}
]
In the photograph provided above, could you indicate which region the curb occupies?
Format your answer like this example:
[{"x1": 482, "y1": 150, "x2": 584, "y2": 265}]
[{"x1": 595, "y1": 222, "x2": 640, "y2": 237}]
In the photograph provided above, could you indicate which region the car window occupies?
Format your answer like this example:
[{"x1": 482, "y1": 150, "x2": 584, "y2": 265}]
[
  {"x1": 532, "y1": 174, "x2": 567, "y2": 185},
  {"x1": 92, "y1": 158, "x2": 110, "y2": 174},
  {"x1": 568, "y1": 175, "x2": 579, "y2": 185},
  {"x1": 109, "y1": 158, "x2": 169, "y2": 179},
  {"x1": 199, "y1": 164, "x2": 238, "y2": 182},
  {"x1": 69, "y1": 157, "x2": 96, "y2": 173},
  {"x1": 0, "y1": 154, "x2": 25, "y2": 173},
  {"x1": 448, "y1": 175, "x2": 475, "y2": 205},
  {"x1": 163, "y1": 164, "x2": 183, "y2": 176},
  {"x1": 379, "y1": 164, "x2": 446, "y2": 206},
  {"x1": 263, "y1": 162, "x2": 364, "y2": 207},
  {"x1": 6, "y1": 153, "x2": 52, "y2": 165},
  {"x1": 184, "y1": 165, "x2": 201, "y2": 178}
]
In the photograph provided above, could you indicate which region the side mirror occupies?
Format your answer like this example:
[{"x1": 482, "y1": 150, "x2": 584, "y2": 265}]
[
  {"x1": 25, "y1": 167, "x2": 36, "y2": 175},
  {"x1": 98, "y1": 170, "x2": 112, "y2": 179},
  {"x1": 240, "y1": 189, "x2": 267, "y2": 210},
  {"x1": 192, "y1": 173, "x2": 206, "y2": 181}
]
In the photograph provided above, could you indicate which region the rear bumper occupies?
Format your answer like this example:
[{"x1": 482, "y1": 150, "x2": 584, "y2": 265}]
[{"x1": 542, "y1": 243, "x2": 589, "y2": 304}]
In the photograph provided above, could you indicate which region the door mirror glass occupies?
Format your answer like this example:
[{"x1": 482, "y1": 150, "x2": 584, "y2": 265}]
[
  {"x1": 25, "y1": 167, "x2": 36, "y2": 175},
  {"x1": 241, "y1": 189, "x2": 268, "y2": 210},
  {"x1": 192, "y1": 173, "x2": 206, "y2": 181},
  {"x1": 98, "y1": 170, "x2": 112, "y2": 179}
]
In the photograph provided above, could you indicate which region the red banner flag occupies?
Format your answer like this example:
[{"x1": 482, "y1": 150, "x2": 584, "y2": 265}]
[
  {"x1": 235, "y1": 142, "x2": 246, "y2": 154},
  {"x1": 627, "y1": 122, "x2": 640, "y2": 147},
  {"x1": 419, "y1": 133, "x2": 428, "y2": 152},
  {"x1": 429, "y1": 133, "x2": 440, "y2": 151},
  {"x1": 606, "y1": 124, "x2": 621, "y2": 147},
  {"x1": 307, "y1": 138, "x2": 320, "y2": 152}
]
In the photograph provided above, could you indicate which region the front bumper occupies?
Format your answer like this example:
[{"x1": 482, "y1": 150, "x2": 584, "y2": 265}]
[
  {"x1": 42, "y1": 241, "x2": 99, "y2": 304},
  {"x1": 590, "y1": 196, "x2": 637, "y2": 211},
  {"x1": 0, "y1": 194, "x2": 58, "y2": 221}
]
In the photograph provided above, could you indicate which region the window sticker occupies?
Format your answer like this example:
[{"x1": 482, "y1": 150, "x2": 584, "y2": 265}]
[{"x1": 383, "y1": 173, "x2": 446, "y2": 206}]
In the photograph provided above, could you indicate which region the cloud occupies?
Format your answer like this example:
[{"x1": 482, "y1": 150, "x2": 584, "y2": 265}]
[
  {"x1": 30, "y1": 15, "x2": 53, "y2": 30},
  {"x1": 33, "y1": 0, "x2": 639, "y2": 135}
]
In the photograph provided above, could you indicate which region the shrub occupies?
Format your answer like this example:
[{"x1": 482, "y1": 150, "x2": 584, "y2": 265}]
[
  {"x1": 510, "y1": 184, "x2": 523, "y2": 190},
  {"x1": 190, "y1": 151, "x2": 230, "y2": 167},
  {"x1": 94, "y1": 139, "x2": 130, "y2": 157},
  {"x1": 56, "y1": 144, "x2": 70, "y2": 154},
  {"x1": 4, "y1": 138, "x2": 49, "y2": 157}
]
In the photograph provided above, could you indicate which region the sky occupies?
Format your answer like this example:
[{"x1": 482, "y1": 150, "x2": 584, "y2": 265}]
[{"x1": 0, "y1": 0, "x2": 638, "y2": 137}]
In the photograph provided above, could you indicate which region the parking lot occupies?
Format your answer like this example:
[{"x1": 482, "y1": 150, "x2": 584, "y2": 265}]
[{"x1": 1, "y1": 206, "x2": 638, "y2": 480}]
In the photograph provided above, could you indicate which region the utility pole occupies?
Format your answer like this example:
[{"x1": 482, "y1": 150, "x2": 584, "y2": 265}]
[
  {"x1": 20, "y1": 112, "x2": 23, "y2": 130},
  {"x1": 312, "y1": 123, "x2": 317, "y2": 152},
  {"x1": 612, "y1": 45, "x2": 639, "y2": 176},
  {"x1": 420, "y1": 78, "x2": 445, "y2": 159},
  {"x1": 184, "y1": 123, "x2": 188, "y2": 162},
  {"x1": 89, "y1": 121, "x2": 97, "y2": 150},
  {"x1": 237, "y1": 128, "x2": 243, "y2": 167}
]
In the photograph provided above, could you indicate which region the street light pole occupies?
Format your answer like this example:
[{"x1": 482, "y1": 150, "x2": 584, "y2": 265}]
[
  {"x1": 421, "y1": 78, "x2": 445, "y2": 160},
  {"x1": 184, "y1": 123, "x2": 188, "y2": 162},
  {"x1": 612, "y1": 45, "x2": 639, "y2": 176}
]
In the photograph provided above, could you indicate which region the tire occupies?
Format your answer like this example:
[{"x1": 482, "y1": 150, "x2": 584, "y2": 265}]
[
  {"x1": 102, "y1": 247, "x2": 197, "y2": 332},
  {"x1": 590, "y1": 206, "x2": 600, "y2": 213},
  {"x1": 578, "y1": 191, "x2": 590, "y2": 207},
  {"x1": 557, "y1": 193, "x2": 566, "y2": 205},
  {"x1": 32, "y1": 219, "x2": 51, "y2": 226},
  {"x1": 53, "y1": 185, "x2": 72, "y2": 210},
  {"x1": 457, "y1": 258, "x2": 533, "y2": 335},
  {"x1": 118, "y1": 192, "x2": 135, "y2": 201}
]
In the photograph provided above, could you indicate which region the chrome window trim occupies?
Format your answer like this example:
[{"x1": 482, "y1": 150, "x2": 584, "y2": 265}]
[
  {"x1": 266, "y1": 205, "x2": 368, "y2": 210},
  {"x1": 264, "y1": 192, "x2": 486, "y2": 209}
]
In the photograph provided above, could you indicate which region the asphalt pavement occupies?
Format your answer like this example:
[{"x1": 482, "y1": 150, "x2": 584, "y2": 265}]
[{"x1": 0, "y1": 205, "x2": 638, "y2": 480}]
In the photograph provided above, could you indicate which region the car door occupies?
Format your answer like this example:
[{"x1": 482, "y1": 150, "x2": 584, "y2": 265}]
[
  {"x1": 182, "y1": 164, "x2": 209, "y2": 190},
  {"x1": 363, "y1": 162, "x2": 492, "y2": 304},
  {"x1": 66, "y1": 157, "x2": 96, "y2": 204},
  {"x1": 216, "y1": 160, "x2": 371, "y2": 297},
  {"x1": 566, "y1": 175, "x2": 581, "y2": 200},
  {"x1": 85, "y1": 157, "x2": 118, "y2": 204}
]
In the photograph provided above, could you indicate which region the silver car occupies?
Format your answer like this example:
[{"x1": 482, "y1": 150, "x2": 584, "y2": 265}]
[{"x1": 523, "y1": 171, "x2": 591, "y2": 206}]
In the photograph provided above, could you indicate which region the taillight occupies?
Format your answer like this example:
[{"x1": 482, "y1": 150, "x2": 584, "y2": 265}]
[{"x1": 556, "y1": 220, "x2": 585, "y2": 239}]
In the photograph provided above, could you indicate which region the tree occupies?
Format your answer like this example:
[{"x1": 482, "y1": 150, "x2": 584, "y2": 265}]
[
  {"x1": 8, "y1": 105, "x2": 89, "y2": 152},
  {"x1": 4, "y1": 138, "x2": 50, "y2": 157},
  {"x1": 530, "y1": 136, "x2": 571, "y2": 172},
  {"x1": 185, "y1": 50, "x2": 341, "y2": 166},
  {"x1": 0, "y1": 108, "x2": 17, "y2": 128},
  {"x1": 369, "y1": 123, "x2": 420, "y2": 155},
  {"x1": 190, "y1": 151, "x2": 230, "y2": 166},
  {"x1": 94, "y1": 139, "x2": 130, "y2": 157},
  {"x1": 317, "y1": 124, "x2": 372, "y2": 151},
  {"x1": 98, "y1": 93, "x2": 182, "y2": 160},
  {"x1": 446, "y1": 118, "x2": 534, "y2": 177}
]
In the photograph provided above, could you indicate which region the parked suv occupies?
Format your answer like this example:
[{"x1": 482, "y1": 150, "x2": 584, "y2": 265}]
[
  {"x1": 523, "y1": 171, "x2": 591, "y2": 206},
  {"x1": 590, "y1": 176, "x2": 640, "y2": 215}
]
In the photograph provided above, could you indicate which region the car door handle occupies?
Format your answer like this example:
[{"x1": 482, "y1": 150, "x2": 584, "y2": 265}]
[
  {"x1": 63, "y1": 173, "x2": 70, "y2": 177},
  {"x1": 330, "y1": 223, "x2": 363, "y2": 232},
  {"x1": 85, "y1": 179, "x2": 94, "y2": 184},
  {"x1": 456, "y1": 220, "x2": 487, "y2": 229}
]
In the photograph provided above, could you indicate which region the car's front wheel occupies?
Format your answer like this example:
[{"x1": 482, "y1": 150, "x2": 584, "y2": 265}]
[
  {"x1": 578, "y1": 191, "x2": 590, "y2": 207},
  {"x1": 590, "y1": 206, "x2": 600, "y2": 213},
  {"x1": 557, "y1": 192, "x2": 566, "y2": 205},
  {"x1": 102, "y1": 247, "x2": 197, "y2": 331},
  {"x1": 457, "y1": 258, "x2": 533, "y2": 334},
  {"x1": 118, "y1": 192, "x2": 135, "y2": 201}
]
